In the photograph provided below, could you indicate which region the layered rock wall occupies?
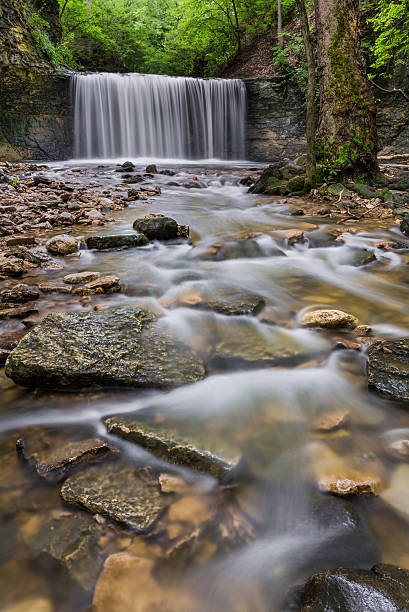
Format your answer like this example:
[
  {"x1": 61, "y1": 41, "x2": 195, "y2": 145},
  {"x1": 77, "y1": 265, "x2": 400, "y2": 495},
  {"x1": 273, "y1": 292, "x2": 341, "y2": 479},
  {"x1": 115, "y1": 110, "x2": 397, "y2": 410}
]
[
  {"x1": 244, "y1": 76, "x2": 409, "y2": 162},
  {"x1": 0, "y1": 0, "x2": 73, "y2": 161}
]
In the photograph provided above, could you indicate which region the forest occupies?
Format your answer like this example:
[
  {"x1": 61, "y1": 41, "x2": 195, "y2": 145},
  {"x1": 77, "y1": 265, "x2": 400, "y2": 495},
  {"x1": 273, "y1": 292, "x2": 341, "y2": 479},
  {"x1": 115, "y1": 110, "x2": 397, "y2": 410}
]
[{"x1": 25, "y1": 0, "x2": 409, "y2": 79}]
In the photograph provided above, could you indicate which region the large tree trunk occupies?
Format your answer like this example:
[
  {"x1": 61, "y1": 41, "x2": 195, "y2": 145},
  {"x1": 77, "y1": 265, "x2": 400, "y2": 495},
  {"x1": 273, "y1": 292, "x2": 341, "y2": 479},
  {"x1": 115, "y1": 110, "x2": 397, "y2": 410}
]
[
  {"x1": 296, "y1": 0, "x2": 316, "y2": 188},
  {"x1": 314, "y1": 0, "x2": 379, "y2": 181}
]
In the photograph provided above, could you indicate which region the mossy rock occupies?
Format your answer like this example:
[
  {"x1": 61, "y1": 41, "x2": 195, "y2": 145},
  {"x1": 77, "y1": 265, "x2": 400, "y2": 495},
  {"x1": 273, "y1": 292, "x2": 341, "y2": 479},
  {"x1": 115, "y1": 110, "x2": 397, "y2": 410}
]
[
  {"x1": 5, "y1": 306, "x2": 205, "y2": 389},
  {"x1": 248, "y1": 166, "x2": 283, "y2": 195},
  {"x1": 60, "y1": 463, "x2": 170, "y2": 532},
  {"x1": 348, "y1": 183, "x2": 378, "y2": 199},
  {"x1": 284, "y1": 175, "x2": 305, "y2": 194},
  {"x1": 86, "y1": 234, "x2": 148, "y2": 250},
  {"x1": 104, "y1": 416, "x2": 241, "y2": 480},
  {"x1": 327, "y1": 183, "x2": 353, "y2": 198}
]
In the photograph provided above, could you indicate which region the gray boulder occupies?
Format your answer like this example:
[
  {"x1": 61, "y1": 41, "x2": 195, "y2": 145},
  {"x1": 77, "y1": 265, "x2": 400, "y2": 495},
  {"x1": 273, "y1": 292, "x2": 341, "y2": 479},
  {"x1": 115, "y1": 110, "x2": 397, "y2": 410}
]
[{"x1": 5, "y1": 306, "x2": 205, "y2": 389}]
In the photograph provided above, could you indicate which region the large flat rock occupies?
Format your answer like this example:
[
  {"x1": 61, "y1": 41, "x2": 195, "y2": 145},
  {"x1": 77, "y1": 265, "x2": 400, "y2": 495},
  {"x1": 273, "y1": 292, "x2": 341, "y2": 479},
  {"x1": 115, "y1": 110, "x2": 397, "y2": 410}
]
[
  {"x1": 368, "y1": 339, "x2": 409, "y2": 402},
  {"x1": 5, "y1": 306, "x2": 205, "y2": 389},
  {"x1": 104, "y1": 415, "x2": 241, "y2": 479},
  {"x1": 60, "y1": 463, "x2": 169, "y2": 532}
]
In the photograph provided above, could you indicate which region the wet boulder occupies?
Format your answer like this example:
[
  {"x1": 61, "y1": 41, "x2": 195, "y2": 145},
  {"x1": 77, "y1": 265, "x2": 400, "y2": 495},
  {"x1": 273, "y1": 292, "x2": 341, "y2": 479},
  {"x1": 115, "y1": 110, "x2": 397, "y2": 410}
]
[
  {"x1": 85, "y1": 233, "x2": 148, "y2": 250},
  {"x1": 367, "y1": 339, "x2": 409, "y2": 402},
  {"x1": 61, "y1": 463, "x2": 170, "y2": 532},
  {"x1": 301, "y1": 309, "x2": 359, "y2": 330},
  {"x1": 145, "y1": 164, "x2": 158, "y2": 174},
  {"x1": 5, "y1": 306, "x2": 205, "y2": 389},
  {"x1": 45, "y1": 234, "x2": 78, "y2": 255},
  {"x1": 299, "y1": 564, "x2": 409, "y2": 612},
  {"x1": 1, "y1": 284, "x2": 40, "y2": 303},
  {"x1": 104, "y1": 415, "x2": 241, "y2": 480},
  {"x1": 133, "y1": 215, "x2": 180, "y2": 240},
  {"x1": 24, "y1": 437, "x2": 119, "y2": 483}
]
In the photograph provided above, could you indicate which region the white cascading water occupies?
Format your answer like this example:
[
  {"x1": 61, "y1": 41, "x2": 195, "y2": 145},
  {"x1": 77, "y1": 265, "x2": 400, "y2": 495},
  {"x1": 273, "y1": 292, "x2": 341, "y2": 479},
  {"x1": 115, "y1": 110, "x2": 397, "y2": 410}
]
[{"x1": 72, "y1": 73, "x2": 247, "y2": 160}]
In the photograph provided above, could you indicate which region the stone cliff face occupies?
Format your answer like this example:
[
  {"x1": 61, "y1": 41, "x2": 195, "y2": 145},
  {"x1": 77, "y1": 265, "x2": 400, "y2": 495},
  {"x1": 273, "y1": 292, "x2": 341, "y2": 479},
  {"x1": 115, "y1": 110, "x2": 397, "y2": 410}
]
[
  {"x1": 245, "y1": 77, "x2": 409, "y2": 162},
  {"x1": 0, "y1": 0, "x2": 72, "y2": 160}
]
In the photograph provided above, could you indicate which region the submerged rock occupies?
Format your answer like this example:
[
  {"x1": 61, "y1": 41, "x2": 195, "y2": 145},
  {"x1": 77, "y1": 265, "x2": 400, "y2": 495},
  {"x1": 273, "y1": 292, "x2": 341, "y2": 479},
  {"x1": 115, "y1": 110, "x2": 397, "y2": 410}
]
[
  {"x1": 301, "y1": 309, "x2": 359, "y2": 330},
  {"x1": 212, "y1": 323, "x2": 327, "y2": 368},
  {"x1": 104, "y1": 415, "x2": 241, "y2": 480},
  {"x1": 350, "y1": 248, "x2": 377, "y2": 267},
  {"x1": 310, "y1": 443, "x2": 383, "y2": 497},
  {"x1": 45, "y1": 234, "x2": 78, "y2": 255},
  {"x1": 85, "y1": 233, "x2": 148, "y2": 250},
  {"x1": 299, "y1": 564, "x2": 409, "y2": 612},
  {"x1": 381, "y1": 464, "x2": 409, "y2": 522},
  {"x1": 92, "y1": 552, "x2": 193, "y2": 612},
  {"x1": 30, "y1": 514, "x2": 101, "y2": 592},
  {"x1": 61, "y1": 463, "x2": 170, "y2": 532},
  {"x1": 368, "y1": 339, "x2": 409, "y2": 402},
  {"x1": 133, "y1": 215, "x2": 180, "y2": 240},
  {"x1": 25, "y1": 437, "x2": 119, "y2": 483},
  {"x1": 162, "y1": 285, "x2": 264, "y2": 316},
  {"x1": 5, "y1": 306, "x2": 205, "y2": 389},
  {"x1": 310, "y1": 409, "x2": 350, "y2": 433}
]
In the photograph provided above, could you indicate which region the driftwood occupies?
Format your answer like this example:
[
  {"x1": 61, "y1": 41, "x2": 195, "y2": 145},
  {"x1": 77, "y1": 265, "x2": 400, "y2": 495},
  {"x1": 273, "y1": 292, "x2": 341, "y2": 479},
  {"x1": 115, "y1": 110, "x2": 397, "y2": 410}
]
[{"x1": 379, "y1": 154, "x2": 409, "y2": 161}]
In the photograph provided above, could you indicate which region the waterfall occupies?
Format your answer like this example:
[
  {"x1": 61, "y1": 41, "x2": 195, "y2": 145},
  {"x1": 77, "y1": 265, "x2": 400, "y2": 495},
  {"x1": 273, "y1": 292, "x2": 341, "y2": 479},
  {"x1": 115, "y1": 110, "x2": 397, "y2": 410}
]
[{"x1": 72, "y1": 73, "x2": 247, "y2": 161}]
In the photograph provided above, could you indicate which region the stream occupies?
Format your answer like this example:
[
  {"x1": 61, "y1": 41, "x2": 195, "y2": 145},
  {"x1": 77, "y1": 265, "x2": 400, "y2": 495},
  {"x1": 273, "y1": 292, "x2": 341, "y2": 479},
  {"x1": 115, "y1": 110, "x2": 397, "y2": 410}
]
[{"x1": 1, "y1": 161, "x2": 409, "y2": 611}]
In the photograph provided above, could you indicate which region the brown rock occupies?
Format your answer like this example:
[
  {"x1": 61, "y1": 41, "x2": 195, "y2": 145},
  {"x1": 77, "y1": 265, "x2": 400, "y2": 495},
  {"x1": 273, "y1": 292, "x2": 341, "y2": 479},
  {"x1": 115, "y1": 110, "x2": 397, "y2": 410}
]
[
  {"x1": 63, "y1": 271, "x2": 101, "y2": 284},
  {"x1": 311, "y1": 410, "x2": 350, "y2": 433},
  {"x1": 28, "y1": 437, "x2": 120, "y2": 483},
  {"x1": 92, "y1": 553, "x2": 193, "y2": 612},
  {"x1": 45, "y1": 234, "x2": 78, "y2": 255},
  {"x1": 301, "y1": 309, "x2": 359, "y2": 330}
]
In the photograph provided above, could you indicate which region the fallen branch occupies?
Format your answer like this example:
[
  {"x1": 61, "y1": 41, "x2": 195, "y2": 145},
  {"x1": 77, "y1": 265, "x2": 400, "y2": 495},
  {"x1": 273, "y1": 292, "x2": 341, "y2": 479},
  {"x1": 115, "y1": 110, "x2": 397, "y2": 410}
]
[
  {"x1": 370, "y1": 80, "x2": 409, "y2": 101},
  {"x1": 379, "y1": 153, "x2": 409, "y2": 161}
]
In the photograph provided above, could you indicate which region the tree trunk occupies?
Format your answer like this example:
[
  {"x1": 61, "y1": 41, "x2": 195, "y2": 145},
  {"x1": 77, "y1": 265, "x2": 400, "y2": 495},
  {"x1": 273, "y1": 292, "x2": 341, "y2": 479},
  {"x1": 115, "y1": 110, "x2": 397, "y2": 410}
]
[
  {"x1": 314, "y1": 0, "x2": 379, "y2": 181},
  {"x1": 277, "y1": 0, "x2": 283, "y2": 47},
  {"x1": 295, "y1": 0, "x2": 317, "y2": 188}
]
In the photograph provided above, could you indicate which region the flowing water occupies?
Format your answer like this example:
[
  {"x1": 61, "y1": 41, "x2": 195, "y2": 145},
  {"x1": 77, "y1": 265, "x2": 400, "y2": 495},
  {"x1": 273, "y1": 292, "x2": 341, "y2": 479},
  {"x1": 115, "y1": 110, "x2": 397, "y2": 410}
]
[
  {"x1": 1, "y1": 162, "x2": 409, "y2": 611},
  {"x1": 72, "y1": 74, "x2": 246, "y2": 160}
]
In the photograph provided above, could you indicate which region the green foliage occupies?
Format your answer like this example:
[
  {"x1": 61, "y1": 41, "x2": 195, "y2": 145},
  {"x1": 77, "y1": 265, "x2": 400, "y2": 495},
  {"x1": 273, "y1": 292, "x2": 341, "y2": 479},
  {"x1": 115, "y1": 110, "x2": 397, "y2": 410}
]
[
  {"x1": 24, "y1": 2, "x2": 78, "y2": 68},
  {"x1": 11, "y1": 177, "x2": 19, "y2": 187},
  {"x1": 57, "y1": 0, "x2": 298, "y2": 76},
  {"x1": 366, "y1": 0, "x2": 409, "y2": 77},
  {"x1": 272, "y1": 32, "x2": 308, "y2": 95}
]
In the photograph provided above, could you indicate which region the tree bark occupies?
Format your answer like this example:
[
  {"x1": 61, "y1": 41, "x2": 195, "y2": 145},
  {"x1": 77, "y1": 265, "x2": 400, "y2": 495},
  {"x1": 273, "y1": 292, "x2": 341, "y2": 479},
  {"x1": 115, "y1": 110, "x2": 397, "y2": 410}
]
[
  {"x1": 314, "y1": 0, "x2": 379, "y2": 181},
  {"x1": 295, "y1": 0, "x2": 317, "y2": 188}
]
